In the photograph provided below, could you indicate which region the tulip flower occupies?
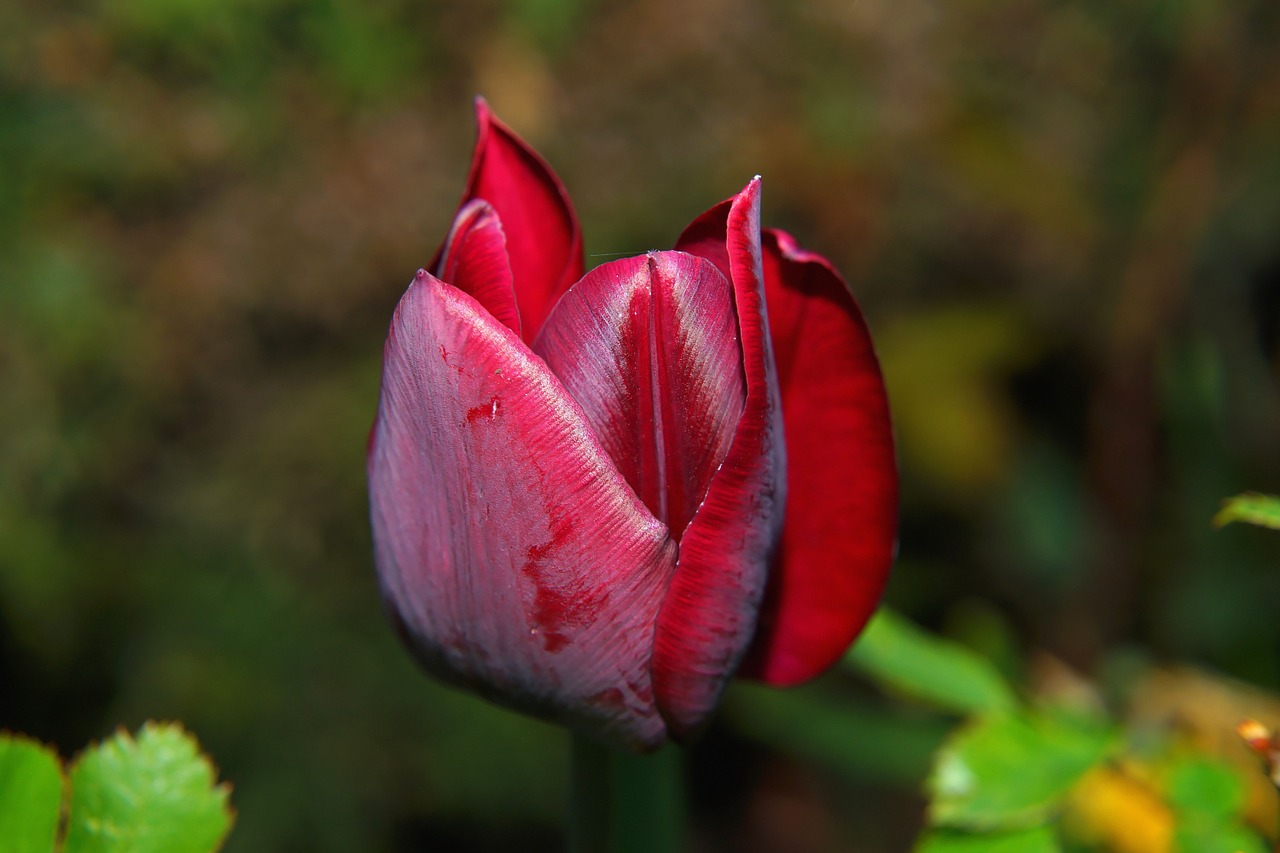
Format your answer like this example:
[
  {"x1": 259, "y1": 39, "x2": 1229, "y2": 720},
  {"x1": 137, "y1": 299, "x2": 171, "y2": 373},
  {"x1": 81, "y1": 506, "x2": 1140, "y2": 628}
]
[{"x1": 368, "y1": 100, "x2": 897, "y2": 752}]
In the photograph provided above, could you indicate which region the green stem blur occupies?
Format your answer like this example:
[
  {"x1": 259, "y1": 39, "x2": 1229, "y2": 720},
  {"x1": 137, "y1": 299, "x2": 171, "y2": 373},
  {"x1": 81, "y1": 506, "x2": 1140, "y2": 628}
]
[{"x1": 569, "y1": 735, "x2": 684, "y2": 853}]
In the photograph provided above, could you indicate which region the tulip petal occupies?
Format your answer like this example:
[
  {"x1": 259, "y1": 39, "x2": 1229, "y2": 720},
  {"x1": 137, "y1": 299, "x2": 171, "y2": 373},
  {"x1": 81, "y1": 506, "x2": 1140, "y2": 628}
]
[
  {"x1": 739, "y1": 230, "x2": 898, "y2": 686},
  {"x1": 533, "y1": 252, "x2": 746, "y2": 539},
  {"x1": 435, "y1": 98, "x2": 585, "y2": 343},
  {"x1": 652, "y1": 178, "x2": 787, "y2": 738},
  {"x1": 437, "y1": 199, "x2": 521, "y2": 335},
  {"x1": 368, "y1": 271, "x2": 677, "y2": 750}
]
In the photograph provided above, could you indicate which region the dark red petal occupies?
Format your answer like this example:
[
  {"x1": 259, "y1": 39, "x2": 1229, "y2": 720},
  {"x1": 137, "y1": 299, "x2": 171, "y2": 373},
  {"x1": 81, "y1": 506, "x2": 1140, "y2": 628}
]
[
  {"x1": 738, "y1": 229, "x2": 898, "y2": 686},
  {"x1": 433, "y1": 98, "x2": 584, "y2": 344},
  {"x1": 533, "y1": 251, "x2": 746, "y2": 539},
  {"x1": 368, "y1": 270, "x2": 677, "y2": 750},
  {"x1": 652, "y1": 178, "x2": 787, "y2": 738},
  {"x1": 438, "y1": 199, "x2": 521, "y2": 335}
]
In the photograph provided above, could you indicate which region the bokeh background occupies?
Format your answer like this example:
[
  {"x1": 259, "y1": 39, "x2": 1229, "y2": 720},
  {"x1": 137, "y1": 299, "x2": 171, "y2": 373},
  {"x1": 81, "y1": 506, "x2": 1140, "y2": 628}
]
[{"x1": 4, "y1": 0, "x2": 1280, "y2": 850}]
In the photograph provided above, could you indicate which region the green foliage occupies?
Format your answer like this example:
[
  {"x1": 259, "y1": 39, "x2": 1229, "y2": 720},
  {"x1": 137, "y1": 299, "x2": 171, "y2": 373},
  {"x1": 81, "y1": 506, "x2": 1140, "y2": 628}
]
[
  {"x1": 786, "y1": 606, "x2": 1273, "y2": 851},
  {"x1": 299, "y1": 0, "x2": 423, "y2": 103},
  {"x1": 1212, "y1": 493, "x2": 1280, "y2": 531},
  {"x1": 1166, "y1": 757, "x2": 1267, "y2": 853},
  {"x1": 915, "y1": 825, "x2": 1060, "y2": 853},
  {"x1": 508, "y1": 0, "x2": 590, "y2": 51},
  {"x1": 729, "y1": 682, "x2": 951, "y2": 787},
  {"x1": 926, "y1": 712, "x2": 1114, "y2": 831},
  {"x1": 793, "y1": 611, "x2": 1278, "y2": 852},
  {"x1": 845, "y1": 609, "x2": 1018, "y2": 716},
  {"x1": 1165, "y1": 756, "x2": 1242, "y2": 819},
  {"x1": 0, "y1": 736, "x2": 63, "y2": 853},
  {"x1": 1174, "y1": 822, "x2": 1269, "y2": 853},
  {"x1": 0, "y1": 724, "x2": 232, "y2": 853}
]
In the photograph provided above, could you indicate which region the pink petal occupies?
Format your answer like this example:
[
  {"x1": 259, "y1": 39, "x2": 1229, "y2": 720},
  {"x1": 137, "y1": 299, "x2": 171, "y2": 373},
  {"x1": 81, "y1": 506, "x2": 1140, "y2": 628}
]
[
  {"x1": 533, "y1": 252, "x2": 746, "y2": 539},
  {"x1": 368, "y1": 270, "x2": 677, "y2": 750},
  {"x1": 739, "y1": 229, "x2": 898, "y2": 686},
  {"x1": 437, "y1": 199, "x2": 522, "y2": 336},
  {"x1": 434, "y1": 98, "x2": 585, "y2": 343},
  {"x1": 652, "y1": 178, "x2": 787, "y2": 738}
]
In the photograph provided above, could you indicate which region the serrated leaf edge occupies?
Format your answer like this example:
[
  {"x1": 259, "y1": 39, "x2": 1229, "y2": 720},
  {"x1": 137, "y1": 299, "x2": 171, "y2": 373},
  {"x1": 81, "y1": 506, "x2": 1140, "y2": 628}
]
[{"x1": 65, "y1": 721, "x2": 235, "y2": 852}]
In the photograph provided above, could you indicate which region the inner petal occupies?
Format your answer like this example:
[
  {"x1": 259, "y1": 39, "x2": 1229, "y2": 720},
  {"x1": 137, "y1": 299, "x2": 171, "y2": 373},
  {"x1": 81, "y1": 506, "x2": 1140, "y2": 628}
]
[
  {"x1": 533, "y1": 251, "x2": 746, "y2": 538},
  {"x1": 436, "y1": 199, "x2": 522, "y2": 335}
]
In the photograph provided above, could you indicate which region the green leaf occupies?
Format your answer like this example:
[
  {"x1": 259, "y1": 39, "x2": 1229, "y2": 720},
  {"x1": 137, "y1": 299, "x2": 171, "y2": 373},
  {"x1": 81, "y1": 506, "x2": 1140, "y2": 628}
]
[
  {"x1": 64, "y1": 722, "x2": 233, "y2": 853},
  {"x1": 1165, "y1": 757, "x2": 1242, "y2": 820},
  {"x1": 1212, "y1": 492, "x2": 1280, "y2": 530},
  {"x1": 1166, "y1": 757, "x2": 1266, "y2": 853},
  {"x1": 927, "y1": 712, "x2": 1113, "y2": 830},
  {"x1": 915, "y1": 825, "x2": 1061, "y2": 853},
  {"x1": 1174, "y1": 821, "x2": 1268, "y2": 853},
  {"x1": 845, "y1": 609, "x2": 1018, "y2": 716},
  {"x1": 728, "y1": 682, "x2": 951, "y2": 787},
  {"x1": 0, "y1": 734, "x2": 64, "y2": 853}
]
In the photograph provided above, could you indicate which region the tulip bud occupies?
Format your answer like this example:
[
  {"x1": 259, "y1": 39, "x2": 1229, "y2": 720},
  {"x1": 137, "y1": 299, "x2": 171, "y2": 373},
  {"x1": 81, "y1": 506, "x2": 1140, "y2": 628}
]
[{"x1": 368, "y1": 99, "x2": 898, "y2": 750}]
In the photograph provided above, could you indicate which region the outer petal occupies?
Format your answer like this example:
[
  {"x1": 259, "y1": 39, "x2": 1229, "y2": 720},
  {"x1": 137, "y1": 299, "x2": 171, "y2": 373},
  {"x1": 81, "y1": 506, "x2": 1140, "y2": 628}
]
[
  {"x1": 437, "y1": 199, "x2": 521, "y2": 335},
  {"x1": 533, "y1": 252, "x2": 746, "y2": 539},
  {"x1": 739, "y1": 229, "x2": 898, "y2": 686},
  {"x1": 652, "y1": 178, "x2": 787, "y2": 738},
  {"x1": 368, "y1": 270, "x2": 676, "y2": 750},
  {"x1": 433, "y1": 98, "x2": 585, "y2": 343}
]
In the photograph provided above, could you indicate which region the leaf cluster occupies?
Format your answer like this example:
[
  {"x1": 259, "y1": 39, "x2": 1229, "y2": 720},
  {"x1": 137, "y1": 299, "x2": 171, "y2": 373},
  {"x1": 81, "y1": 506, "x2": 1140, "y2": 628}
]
[{"x1": 0, "y1": 723, "x2": 233, "y2": 853}]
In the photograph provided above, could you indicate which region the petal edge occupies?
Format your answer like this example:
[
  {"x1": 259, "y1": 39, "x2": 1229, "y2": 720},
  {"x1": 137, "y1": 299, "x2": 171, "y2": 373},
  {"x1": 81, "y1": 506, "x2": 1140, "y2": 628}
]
[{"x1": 652, "y1": 178, "x2": 788, "y2": 738}]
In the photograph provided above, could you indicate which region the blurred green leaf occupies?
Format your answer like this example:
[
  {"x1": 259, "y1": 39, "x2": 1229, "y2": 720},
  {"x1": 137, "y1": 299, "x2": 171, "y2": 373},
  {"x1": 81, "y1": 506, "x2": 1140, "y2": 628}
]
[
  {"x1": 64, "y1": 723, "x2": 232, "y2": 853},
  {"x1": 1174, "y1": 822, "x2": 1268, "y2": 853},
  {"x1": 728, "y1": 682, "x2": 951, "y2": 787},
  {"x1": 846, "y1": 609, "x2": 1019, "y2": 716},
  {"x1": 1212, "y1": 493, "x2": 1280, "y2": 530},
  {"x1": 1166, "y1": 757, "x2": 1266, "y2": 853},
  {"x1": 915, "y1": 825, "x2": 1060, "y2": 853},
  {"x1": 0, "y1": 735, "x2": 64, "y2": 853},
  {"x1": 1165, "y1": 757, "x2": 1242, "y2": 820},
  {"x1": 927, "y1": 712, "x2": 1114, "y2": 830}
]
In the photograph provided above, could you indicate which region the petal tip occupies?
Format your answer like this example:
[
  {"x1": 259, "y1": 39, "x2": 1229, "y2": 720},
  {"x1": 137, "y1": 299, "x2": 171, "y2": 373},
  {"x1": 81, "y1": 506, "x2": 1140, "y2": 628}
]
[{"x1": 733, "y1": 177, "x2": 763, "y2": 219}]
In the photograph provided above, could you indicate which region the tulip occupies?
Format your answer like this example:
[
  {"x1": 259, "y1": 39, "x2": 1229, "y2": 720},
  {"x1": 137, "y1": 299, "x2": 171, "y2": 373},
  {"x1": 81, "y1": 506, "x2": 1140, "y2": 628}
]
[{"x1": 368, "y1": 100, "x2": 898, "y2": 752}]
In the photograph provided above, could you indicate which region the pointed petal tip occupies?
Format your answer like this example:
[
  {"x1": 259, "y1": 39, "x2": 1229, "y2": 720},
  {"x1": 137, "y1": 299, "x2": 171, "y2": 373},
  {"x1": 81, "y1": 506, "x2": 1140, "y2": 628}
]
[
  {"x1": 731, "y1": 177, "x2": 763, "y2": 223},
  {"x1": 451, "y1": 96, "x2": 584, "y2": 342}
]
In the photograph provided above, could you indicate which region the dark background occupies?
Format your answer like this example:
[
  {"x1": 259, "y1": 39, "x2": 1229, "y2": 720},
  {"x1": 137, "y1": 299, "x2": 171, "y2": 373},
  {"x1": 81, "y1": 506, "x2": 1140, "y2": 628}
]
[{"x1": 4, "y1": 0, "x2": 1280, "y2": 849}]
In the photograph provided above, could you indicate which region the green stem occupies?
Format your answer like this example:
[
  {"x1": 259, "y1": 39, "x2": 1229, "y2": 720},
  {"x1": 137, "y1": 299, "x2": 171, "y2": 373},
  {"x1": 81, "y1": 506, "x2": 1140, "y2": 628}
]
[{"x1": 568, "y1": 734, "x2": 684, "y2": 853}]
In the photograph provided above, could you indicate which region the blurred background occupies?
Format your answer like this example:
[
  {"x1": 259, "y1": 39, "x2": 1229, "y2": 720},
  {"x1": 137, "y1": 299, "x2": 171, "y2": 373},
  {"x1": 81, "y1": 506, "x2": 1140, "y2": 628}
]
[{"x1": 4, "y1": 0, "x2": 1280, "y2": 850}]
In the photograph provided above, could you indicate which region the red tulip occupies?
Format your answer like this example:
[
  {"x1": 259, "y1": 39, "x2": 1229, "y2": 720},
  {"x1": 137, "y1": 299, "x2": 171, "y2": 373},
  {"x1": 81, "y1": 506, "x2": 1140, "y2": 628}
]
[{"x1": 368, "y1": 99, "x2": 897, "y2": 751}]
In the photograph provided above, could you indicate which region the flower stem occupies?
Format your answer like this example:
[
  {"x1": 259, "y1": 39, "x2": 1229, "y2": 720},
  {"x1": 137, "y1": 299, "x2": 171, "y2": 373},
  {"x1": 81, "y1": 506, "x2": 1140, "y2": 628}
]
[{"x1": 568, "y1": 734, "x2": 684, "y2": 853}]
